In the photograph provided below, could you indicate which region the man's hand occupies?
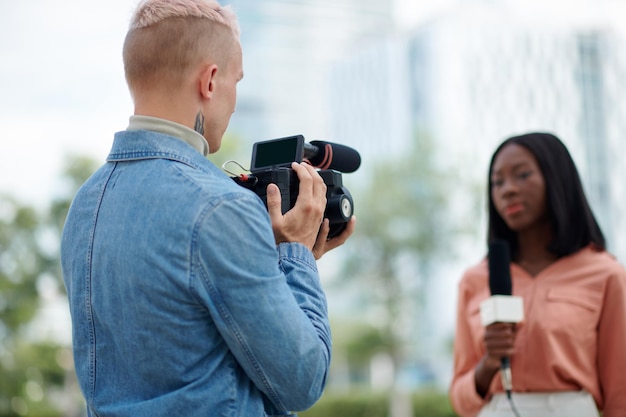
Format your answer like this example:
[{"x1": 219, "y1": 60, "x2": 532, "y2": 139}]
[
  {"x1": 311, "y1": 216, "x2": 356, "y2": 260},
  {"x1": 267, "y1": 162, "x2": 327, "y2": 250}
]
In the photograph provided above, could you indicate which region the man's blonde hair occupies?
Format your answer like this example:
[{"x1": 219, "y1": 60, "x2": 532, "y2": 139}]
[{"x1": 123, "y1": 0, "x2": 240, "y2": 94}]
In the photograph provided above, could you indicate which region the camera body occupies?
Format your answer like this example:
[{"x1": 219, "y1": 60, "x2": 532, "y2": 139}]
[{"x1": 232, "y1": 135, "x2": 354, "y2": 239}]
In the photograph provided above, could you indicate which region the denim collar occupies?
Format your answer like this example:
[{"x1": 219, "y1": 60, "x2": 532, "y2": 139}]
[
  {"x1": 127, "y1": 115, "x2": 209, "y2": 156},
  {"x1": 107, "y1": 129, "x2": 220, "y2": 176}
]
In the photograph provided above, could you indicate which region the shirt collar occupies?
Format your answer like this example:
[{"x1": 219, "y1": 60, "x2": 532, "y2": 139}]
[{"x1": 127, "y1": 115, "x2": 209, "y2": 156}]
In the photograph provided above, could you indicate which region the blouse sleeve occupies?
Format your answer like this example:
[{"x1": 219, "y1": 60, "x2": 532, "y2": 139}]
[
  {"x1": 596, "y1": 264, "x2": 626, "y2": 416},
  {"x1": 449, "y1": 276, "x2": 489, "y2": 417}
]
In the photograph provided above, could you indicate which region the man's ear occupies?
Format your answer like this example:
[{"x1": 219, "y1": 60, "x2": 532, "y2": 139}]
[{"x1": 199, "y1": 63, "x2": 219, "y2": 100}]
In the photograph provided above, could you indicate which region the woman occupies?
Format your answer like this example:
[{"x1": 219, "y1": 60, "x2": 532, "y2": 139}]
[{"x1": 449, "y1": 132, "x2": 626, "y2": 417}]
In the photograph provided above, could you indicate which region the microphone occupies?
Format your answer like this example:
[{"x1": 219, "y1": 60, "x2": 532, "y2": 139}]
[
  {"x1": 303, "y1": 140, "x2": 361, "y2": 173},
  {"x1": 481, "y1": 239, "x2": 524, "y2": 397}
]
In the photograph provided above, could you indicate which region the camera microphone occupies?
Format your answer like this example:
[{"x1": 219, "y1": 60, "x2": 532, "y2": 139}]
[{"x1": 303, "y1": 141, "x2": 361, "y2": 173}]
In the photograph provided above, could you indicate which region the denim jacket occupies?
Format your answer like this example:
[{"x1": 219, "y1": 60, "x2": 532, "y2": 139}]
[{"x1": 61, "y1": 129, "x2": 331, "y2": 417}]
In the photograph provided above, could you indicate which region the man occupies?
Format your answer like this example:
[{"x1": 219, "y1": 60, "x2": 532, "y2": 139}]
[{"x1": 61, "y1": 1, "x2": 355, "y2": 416}]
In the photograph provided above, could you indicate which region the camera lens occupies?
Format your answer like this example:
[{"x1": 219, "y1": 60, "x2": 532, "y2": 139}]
[
  {"x1": 326, "y1": 193, "x2": 353, "y2": 223},
  {"x1": 340, "y1": 195, "x2": 352, "y2": 219}
]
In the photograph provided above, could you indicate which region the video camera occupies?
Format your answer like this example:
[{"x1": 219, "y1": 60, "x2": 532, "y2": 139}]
[{"x1": 231, "y1": 135, "x2": 360, "y2": 239}]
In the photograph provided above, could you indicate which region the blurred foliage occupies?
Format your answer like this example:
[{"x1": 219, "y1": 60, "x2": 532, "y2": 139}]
[
  {"x1": 0, "y1": 197, "x2": 64, "y2": 417},
  {"x1": 300, "y1": 390, "x2": 458, "y2": 417},
  {"x1": 343, "y1": 324, "x2": 393, "y2": 368},
  {"x1": 0, "y1": 154, "x2": 97, "y2": 417},
  {"x1": 333, "y1": 133, "x2": 458, "y2": 369},
  {"x1": 0, "y1": 201, "x2": 40, "y2": 333}
]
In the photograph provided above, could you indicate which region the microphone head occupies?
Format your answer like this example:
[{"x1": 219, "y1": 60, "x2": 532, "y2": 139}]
[
  {"x1": 488, "y1": 239, "x2": 512, "y2": 296},
  {"x1": 308, "y1": 140, "x2": 361, "y2": 173}
]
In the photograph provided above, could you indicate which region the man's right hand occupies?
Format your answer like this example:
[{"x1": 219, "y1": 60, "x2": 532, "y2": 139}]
[{"x1": 267, "y1": 162, "x2": 327, "y2": 251}]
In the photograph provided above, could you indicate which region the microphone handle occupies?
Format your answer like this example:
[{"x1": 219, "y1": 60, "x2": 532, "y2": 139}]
[
  {"x1": 303, "y1": 143, "x2": 319, "y2": 160},
  {"x1": 303, "y1": 142, "x2": 331, "y2": 169},
  {"x1": 500, "y1": 356, "x2": 512, "y2": 393}
]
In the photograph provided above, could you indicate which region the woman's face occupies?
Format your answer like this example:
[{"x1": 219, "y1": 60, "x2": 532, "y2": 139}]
[{"x1": 490, "y1": 143, "x2": 549, "y2": 233}]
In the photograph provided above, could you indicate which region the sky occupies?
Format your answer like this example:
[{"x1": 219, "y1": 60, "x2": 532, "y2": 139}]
[
  {"x1": 1, "y1": 0, "x2": 624, "y2": 207},
  {"x1": 0, "y1": 0, "x2": 134, "y2": 206}
]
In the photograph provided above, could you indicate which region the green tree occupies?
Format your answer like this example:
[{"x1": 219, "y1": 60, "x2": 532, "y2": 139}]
[
  {"x1": 0, "y1": 155, "x2": 96, "y2": 417},
  {"x1": 329, "y1": 133, "x2": 475, "y2": 416}
]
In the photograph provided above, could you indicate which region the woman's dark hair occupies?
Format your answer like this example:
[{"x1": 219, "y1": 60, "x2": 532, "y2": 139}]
[{"x1": 487, "y1": 132, "x2": 605, "y2": 258}]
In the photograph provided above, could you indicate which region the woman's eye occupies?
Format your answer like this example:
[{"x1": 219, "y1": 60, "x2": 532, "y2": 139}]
[
  {"x1": 517, "y1": 171, "x2": 531, "y2": 180},
  {"x1": 491, "y1": 179, "x2": 503, "y2": 187}
]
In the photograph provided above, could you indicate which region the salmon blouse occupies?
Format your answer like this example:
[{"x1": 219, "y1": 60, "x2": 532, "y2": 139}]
[{"x1": 449, "y1": 246, "x2": 626, "y2": 417}]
